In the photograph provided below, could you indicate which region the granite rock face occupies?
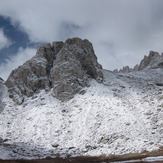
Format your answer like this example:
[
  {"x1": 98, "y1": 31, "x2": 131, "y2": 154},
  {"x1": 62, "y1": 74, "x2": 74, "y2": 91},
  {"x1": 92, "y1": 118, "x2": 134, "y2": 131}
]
[{"x1": 5, "y1": 38, "x2": 103, "y2": 104}]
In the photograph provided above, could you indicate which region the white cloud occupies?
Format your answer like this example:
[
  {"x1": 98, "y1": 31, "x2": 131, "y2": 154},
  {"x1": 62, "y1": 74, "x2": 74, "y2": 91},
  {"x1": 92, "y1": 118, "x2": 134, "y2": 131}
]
[
  {"x1": 0, "y1": 29, "x2": 12, "y2": 49},
  {"x1": 0, "y1": 47, "x2": 36, "y2": 80},
  {"x1": 0, "y1": 0, "x2": 163, "y2": 70}
]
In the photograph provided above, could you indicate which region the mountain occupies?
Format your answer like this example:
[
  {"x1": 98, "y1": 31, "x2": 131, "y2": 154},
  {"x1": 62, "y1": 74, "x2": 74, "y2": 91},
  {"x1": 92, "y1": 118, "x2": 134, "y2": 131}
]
[
  {"x1": 114, "y1": 51, "x2": 163, "y2": 73},
  {"x1": 0, "y1": 38, "x2": 162, "y2": 160},
  {"x1": 5, "y1": 38, "x2": 103, "y2": 104}
]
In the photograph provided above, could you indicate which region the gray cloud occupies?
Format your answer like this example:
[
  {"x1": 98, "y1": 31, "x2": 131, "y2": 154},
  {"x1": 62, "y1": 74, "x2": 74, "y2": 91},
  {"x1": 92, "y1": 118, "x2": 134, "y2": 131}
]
[
  {"x1": 0, "y1": 28, "x2": 12, "y2": 49},
  {"x1": 0, "y1": 47, "x2": 36, "y2": 80},
  {"x1": 0, "y1": 0, "x2": 163, "y2": 74},
  {"x1": 57, "y1": 21, "x2": 82, "y2": 40}
]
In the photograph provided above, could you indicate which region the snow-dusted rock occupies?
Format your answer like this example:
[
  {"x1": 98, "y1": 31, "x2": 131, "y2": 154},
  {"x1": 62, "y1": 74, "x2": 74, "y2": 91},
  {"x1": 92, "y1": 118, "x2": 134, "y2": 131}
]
[
  {"x1": 138, "y1": 51, "x2": 163, "y2": 70},
  {"x1": 0, "y1": 78, "x2": 4, "y2": 99},
  {"x1": 0, "y1": 78, "x2": 6, "y2": 112},
  {"x1": 133, "y1": 64, "x2": 139, "y2": 71},
  {"x1": 5, "y1": 44, "x2": 52, "y2": 104},
  {"x1": 119, "y1": 66, "x2": 132, "y2": 73},
  {"x1": 51, "y1": 38, "x2": 103, "y2": 101},
  {"x1": 5, "y1": 38, "x2": 103, "y2": 103},
  {"x1": 116, "y1": 51, "x2": 163, "y2": 73}
]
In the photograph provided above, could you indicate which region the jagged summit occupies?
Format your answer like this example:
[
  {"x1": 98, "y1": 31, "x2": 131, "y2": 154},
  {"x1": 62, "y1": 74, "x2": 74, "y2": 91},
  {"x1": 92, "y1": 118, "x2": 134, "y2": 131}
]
[
  {"x1": 138, "y1": 51, "x2": 163, "y2": 70},
  {"x1": 114, "y1": 51, "x2": 163, "y2": 73},
  {"x1": 5, "y1": 38, "x2": 103, "y2": 104}
]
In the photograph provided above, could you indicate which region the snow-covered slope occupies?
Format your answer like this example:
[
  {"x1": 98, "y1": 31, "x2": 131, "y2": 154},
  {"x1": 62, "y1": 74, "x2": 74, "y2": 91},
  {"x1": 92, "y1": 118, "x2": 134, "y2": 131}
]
[
  {"x1": 0, "y1": 38, "x2": 162, "y2": 160},
  {"x1": 0, "y1": 68, "x2": 162, "y2": 159}
]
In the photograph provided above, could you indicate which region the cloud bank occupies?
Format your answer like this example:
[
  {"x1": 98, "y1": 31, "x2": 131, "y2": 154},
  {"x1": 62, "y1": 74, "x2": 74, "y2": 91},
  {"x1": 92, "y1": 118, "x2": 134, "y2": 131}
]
[
  {"x1": 0, "y1": 48, "x2": 36, "y2": 80},
  {"x1": 0, "y1": 28, "x2": 12, "y2": 50},
  {"x1": 0, "y1": 0, "x2": 163, "y2": 78}
]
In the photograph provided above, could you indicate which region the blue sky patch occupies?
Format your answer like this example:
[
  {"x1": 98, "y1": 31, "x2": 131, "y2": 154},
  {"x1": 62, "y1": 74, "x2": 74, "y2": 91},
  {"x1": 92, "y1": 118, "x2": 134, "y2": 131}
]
[{"x1": 0, "y1": 16, "x2": 41, "y2": 64}]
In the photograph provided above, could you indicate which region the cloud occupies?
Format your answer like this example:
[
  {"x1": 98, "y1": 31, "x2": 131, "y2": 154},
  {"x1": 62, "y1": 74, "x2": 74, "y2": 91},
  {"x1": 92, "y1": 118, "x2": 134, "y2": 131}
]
[
  {"x1": 0, "y1": 47, "x2": 36, "y2": 80},
  {"x1": 0, "y1": 28, "x2": 12, "y2": 50},
  {"x1": 0, "y1": 0, "x2": 163, "y2": 70}
]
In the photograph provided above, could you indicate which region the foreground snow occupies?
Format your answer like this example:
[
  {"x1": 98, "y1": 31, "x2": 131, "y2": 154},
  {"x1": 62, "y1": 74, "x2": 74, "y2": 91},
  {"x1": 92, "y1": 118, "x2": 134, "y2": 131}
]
[{"x1": 0, "y1": 69, "x2": 162, "y2": 159}]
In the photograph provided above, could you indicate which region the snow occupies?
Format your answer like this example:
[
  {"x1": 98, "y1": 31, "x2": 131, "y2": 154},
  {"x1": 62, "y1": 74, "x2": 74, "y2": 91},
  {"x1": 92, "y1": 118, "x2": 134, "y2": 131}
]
[
  {"x1": 142, "y1": 156, "x2": 163, "y2": 162},
  {"x1": 0, "y1": 69, "x2": 162, "y2": 159},
  {"x1": 111, "y1": 156, "x2": 163, "y2": 163}
]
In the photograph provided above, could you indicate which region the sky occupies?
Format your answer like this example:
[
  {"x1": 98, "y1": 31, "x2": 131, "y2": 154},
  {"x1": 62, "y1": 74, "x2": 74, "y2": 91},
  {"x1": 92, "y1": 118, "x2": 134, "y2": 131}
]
[{"x1": 0, "y1": 0, "x2": 163, "y2": 80}]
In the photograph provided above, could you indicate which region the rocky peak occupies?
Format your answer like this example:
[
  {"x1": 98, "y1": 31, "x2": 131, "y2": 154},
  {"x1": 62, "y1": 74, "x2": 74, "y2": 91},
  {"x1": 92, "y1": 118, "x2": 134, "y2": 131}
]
[
  {"x1": 138, "y1": 51, "x2": 163, "y2": 70},
  {"x1": 115, "y1": 51, "x2": 163, "y2": 73},
  {"x1": 5, "y1": 38, "x2": 103, "y2": 104},
  {"x1": 118, "y1": 66, "x2": 132, "y2": 73}
]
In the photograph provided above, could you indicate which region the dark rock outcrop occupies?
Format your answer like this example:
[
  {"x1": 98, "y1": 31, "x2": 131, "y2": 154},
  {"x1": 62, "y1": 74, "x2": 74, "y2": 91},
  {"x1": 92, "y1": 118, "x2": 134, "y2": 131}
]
[{"x1": 5, "y1": 38, "x2": 103, "y2": 104}]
